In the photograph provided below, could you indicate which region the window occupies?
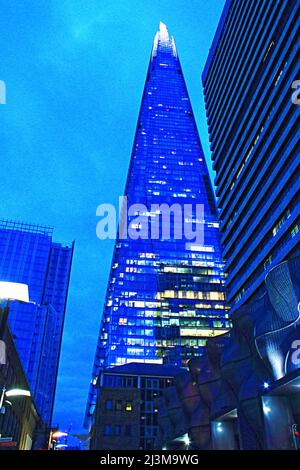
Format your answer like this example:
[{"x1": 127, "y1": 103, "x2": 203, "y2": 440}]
[
  {"x1": 115, "y1": 400, "x2": 122, "y2": 411},
  {"x1": 105, "y1": 400, "x2": 113, "y2": 410},
  {"x1": 115, "y1": 425, "x2": 121, "y2": 436},
  {"x1": 291, "y1": 224, "x2": 299, "y2": 238},
  {"x1": 125, "y1": 401, "x2": 133, "y2": 412},
  {"x1": 125, "y1": 425, "x2": 132, "y2": 436},
  {"x1": 103, "y1": 424, "x2": 112, "y2": 436}
]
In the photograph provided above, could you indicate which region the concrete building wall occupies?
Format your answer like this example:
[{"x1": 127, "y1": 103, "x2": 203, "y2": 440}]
[{"x1": 91, "y1": 388, "x2": 141, "y2": 450}]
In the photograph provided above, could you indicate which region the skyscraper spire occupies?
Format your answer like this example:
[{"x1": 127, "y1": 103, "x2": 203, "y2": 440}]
[
  {"x1": 158, "y1": 21, "x2": 169, "y2": 42},
  {"x1": 152, "y1": 21, "x2": 177, "y2": 58}
]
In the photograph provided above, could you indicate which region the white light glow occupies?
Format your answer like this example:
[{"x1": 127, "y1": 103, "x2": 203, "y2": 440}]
[
  {"x1": 263, "y1": 405, "x2": 271, "y2": 415},
  {"x1": 152, "y1": 22, "x2": 177, "y2": 59},
  {"x1": 183, "y1": 434, "x2": 190, "y2": 446},
  {"x1": 217, "y1": 422, "x2": 223, "y2": 433},
  {"x1": 0, "y1": 282, "x2": 29, "y2": 302},
  {"x1": 159, "y1": 22, "x2": 169, "y2": 43},
  {"x1": 266, "y1": 349, "x2": 285, "y2": 380},
  {"x1": 52, "y1": 431, "x2": 68, "y2": 439},
  {"x1": 5, "y1": 388, "x2": 31, "y2": 398}
]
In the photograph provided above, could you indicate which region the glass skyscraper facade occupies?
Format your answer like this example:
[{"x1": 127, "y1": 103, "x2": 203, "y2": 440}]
[
  {"x1": 0, "y1": 219, "x2": 74, "y2": 425},
  {"x1": 202, "y1": 0, "x2": 300, "y2": 311},
  {"x1": 86, "y1": 23, "x2": 229, "y2": 423}
]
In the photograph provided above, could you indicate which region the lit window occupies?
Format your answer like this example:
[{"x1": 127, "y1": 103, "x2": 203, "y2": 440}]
[
  {"x1": 263, "y1": 40, "x2": 274, "y2": 62},
  {"x1": 264, "y1": 255, "x2": 272, "y2": 270},
  {"x1": 126, "y1": 402, "x2": 133, "y2": 412},
  {"x1": 273, "y1": 210, "x2": 291, "y2": 236},
  {"x1": 291, "y1": 224, "x2": 299, "y2": 238}
]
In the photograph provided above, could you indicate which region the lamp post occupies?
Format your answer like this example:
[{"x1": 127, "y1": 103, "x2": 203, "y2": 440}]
[
  {"x1": 0, "y1": 282, "x2": 31, "y2": 438},
  {"x1": 0, "y1": 387, "x2": 31, "y2": 410},
  {"x1": 48, "y1": 430, "x2": 68, "y2": 450}
]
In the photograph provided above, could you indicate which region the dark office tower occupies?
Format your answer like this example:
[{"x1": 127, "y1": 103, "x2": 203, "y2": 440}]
[
  {"x1": 202, "y1": 0, "x2": 300, "y2": 312},
  {"x1": 0, "y1": 220, "x2": 74, "y2": 425},
  {"x1": 86, "y1": 23, "x2": 229, "y2": 424}
]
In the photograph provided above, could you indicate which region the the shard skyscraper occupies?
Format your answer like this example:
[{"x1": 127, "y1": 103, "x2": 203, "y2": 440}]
[{"x1": 86, "y1": 23, "x2": 229, "y2": 422}]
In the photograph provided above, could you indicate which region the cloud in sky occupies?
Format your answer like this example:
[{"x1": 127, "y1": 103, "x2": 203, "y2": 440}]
[{"x1": 0, "y1": 0, "x2": 225, "y2": 433}]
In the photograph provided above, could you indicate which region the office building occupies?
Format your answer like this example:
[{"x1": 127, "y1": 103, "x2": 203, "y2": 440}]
[
  {"x1": 86, "y1": 22, "x2": 229, "y2": 429},
  {"x1": 202, "y1": 0, "x2": 300, "y2": 311},
  {"x1": 0, "y1": 220, "x2": 74, "y2": 425}
]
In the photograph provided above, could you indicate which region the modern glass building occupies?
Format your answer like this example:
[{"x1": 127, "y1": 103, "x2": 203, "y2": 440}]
[
  {"x1": 202, "y1": 0, "x2": 300, "y2": 312},
  {"x1": 86, "y1": 23, "x2": 229, "y2": 424},
  {"x1": 0, "y1": 219, "x2": 74, "y2": 425}
]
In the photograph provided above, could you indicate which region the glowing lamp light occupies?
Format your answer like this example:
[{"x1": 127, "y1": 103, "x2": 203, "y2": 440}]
[
  {"x1": 0, "y1": 282, "x2": 29, "y2": 302},
  {"x1": 5, "y1": 388, "x2": 31, "y2": 398},
  {"x1": 263, "y1": 382, "x2": 270, "y2": 390},
  {"x1": 263, "y1": 404, "x2": 271, "y2": 415},
  {"x1": 217, "y1": 422, "x2": 223, "y2": 433},
  {"x1": 183, "y1": 434, "x2": 190, "y2": 447},
  {"x1": 52, "y1": 431, "x2": 68, "y2": 439}
]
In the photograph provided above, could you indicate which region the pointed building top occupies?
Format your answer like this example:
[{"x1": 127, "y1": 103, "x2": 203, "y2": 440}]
[
  {"x1": 152, "y1": 22, "x2": 177, "y2": 59},
  {"x1": 158, "y1": 21, "x2": 170, "y2": 42}
]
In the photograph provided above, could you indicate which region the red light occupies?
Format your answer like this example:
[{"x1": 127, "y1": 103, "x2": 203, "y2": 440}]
[{"x1": 294, "y1": 431, "x2": 300, "y2": 437}]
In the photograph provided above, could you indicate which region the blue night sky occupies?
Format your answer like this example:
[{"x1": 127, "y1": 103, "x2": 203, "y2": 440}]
[{"x1": 0, "y1": 0, "x2": 225, "y2": 439}]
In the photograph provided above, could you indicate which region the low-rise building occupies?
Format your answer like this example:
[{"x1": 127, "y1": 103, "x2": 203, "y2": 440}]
[
  {"x1": 90, "y1": 363, "x2": 184, "y2": 450},
  {"x1": 0, "y1": 325, "x2": 44, "y2": 450}
]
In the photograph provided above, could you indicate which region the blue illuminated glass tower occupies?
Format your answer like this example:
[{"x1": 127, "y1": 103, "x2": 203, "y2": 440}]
[
  {"x1": 86, "y1": 23, "x2": 229, "y2": 422},
  {"x1": 0, "y1": 220, "x2": 74, "y2": 426}
]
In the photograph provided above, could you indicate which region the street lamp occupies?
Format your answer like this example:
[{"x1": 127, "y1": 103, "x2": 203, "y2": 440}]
[
  {"x1": 0, "y1": 387, "x2": 31, "y2": 412},
  {"x1": 0, "y1": 282, "x2": 31, "y2": 405},
  {"x1": 51, "y1": 431, "x2": 68, "y2": 439},
  {"x1": 5, "y1": 388, "x2": 31, "y2": 398},
  {"x1": 48, "y1": 430, "x2": 68, "y2": 450}
]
